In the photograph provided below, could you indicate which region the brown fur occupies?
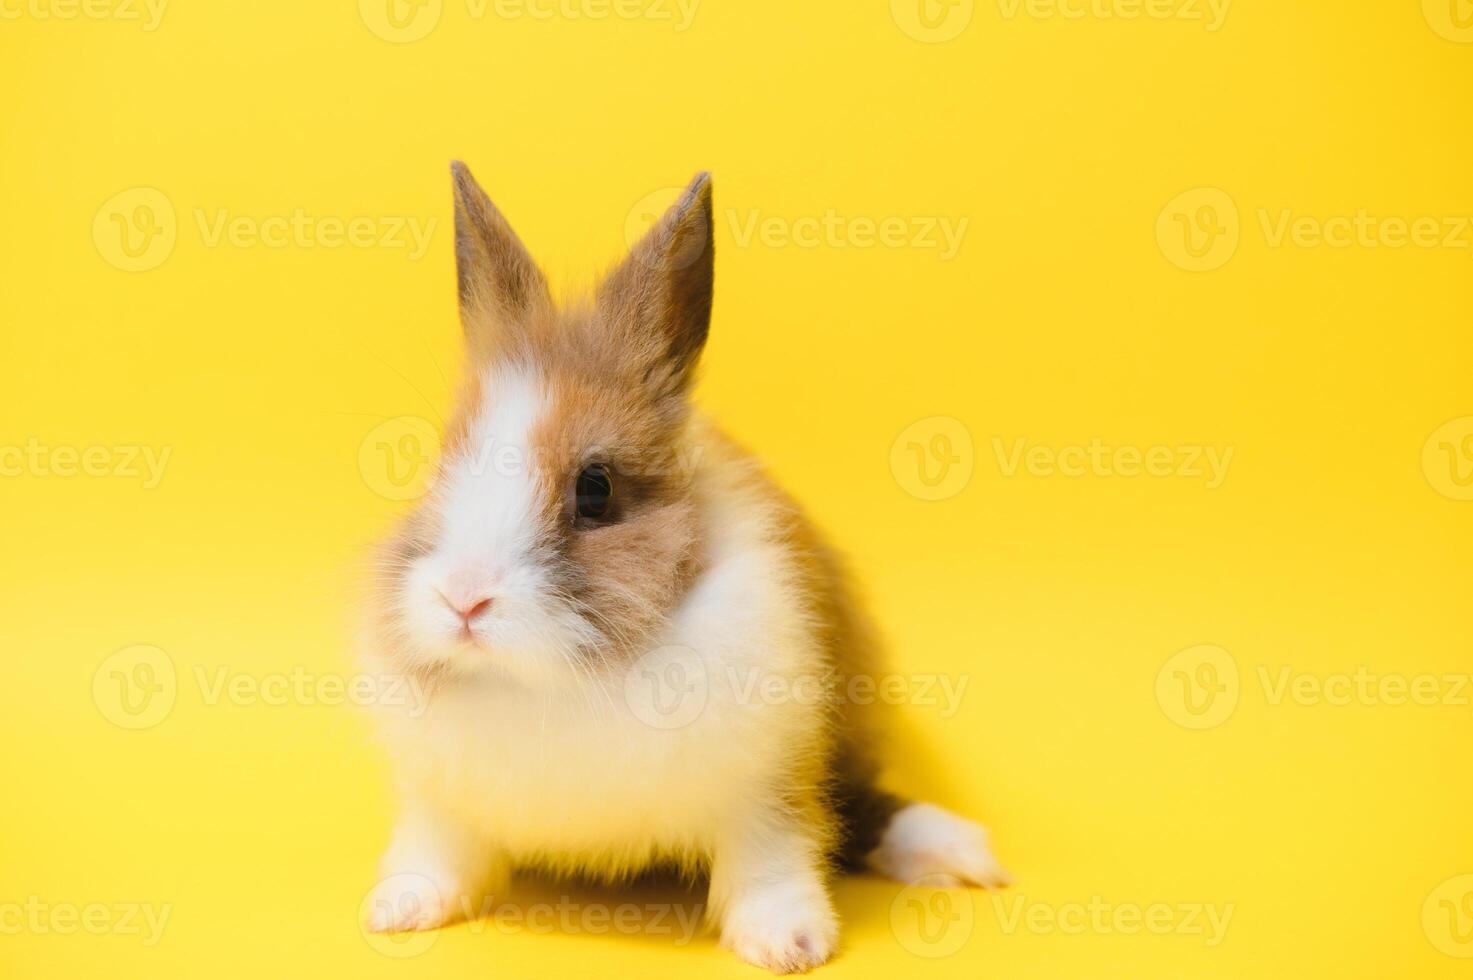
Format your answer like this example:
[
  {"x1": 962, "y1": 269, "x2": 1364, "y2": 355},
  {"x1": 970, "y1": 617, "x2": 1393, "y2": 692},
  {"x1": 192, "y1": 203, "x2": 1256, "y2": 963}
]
[
  {"x1": 694, "y1": 425, "x2": 902, "y2": 869},
  {"x1": 411, "y1": 168, "x2": 717, "y2": 666}
]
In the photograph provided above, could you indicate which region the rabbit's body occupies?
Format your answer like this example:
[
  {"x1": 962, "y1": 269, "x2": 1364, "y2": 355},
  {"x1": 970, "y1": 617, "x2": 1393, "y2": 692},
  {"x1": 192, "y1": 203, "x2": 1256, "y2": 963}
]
[
  {"x1": 362, "y1": 166, "x2": 1007, "y2": 972},
  {"x1": 369, "y1": 410, "x2": 860, "y2": 871}
]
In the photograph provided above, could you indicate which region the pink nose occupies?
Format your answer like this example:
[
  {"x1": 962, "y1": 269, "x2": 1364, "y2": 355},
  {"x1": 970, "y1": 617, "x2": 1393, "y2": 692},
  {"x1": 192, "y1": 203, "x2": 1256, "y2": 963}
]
[
  {"x1": 438, "y1": 570, "x2": 497, "y2": 628},
  {"x1": 455, "y1": 597, "x2": 493, "y2": 623}
]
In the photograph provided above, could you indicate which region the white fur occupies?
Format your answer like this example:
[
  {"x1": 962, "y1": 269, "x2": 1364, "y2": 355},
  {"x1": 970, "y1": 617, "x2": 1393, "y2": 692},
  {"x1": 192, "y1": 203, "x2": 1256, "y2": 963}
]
[
  {"x1": 379, "y1": 462, "x2": 818, "y2": 858},
  {"x1": 719, "y1": 871, "x2": 836, "y2": 974},
  {"x1": 398, "y1": 366, "x2": 599, "y2": 687},
  {"x1": 370, "y1": 408, "x2": 845, "y2": 970},
  {"x1": 369, "y1": 384, "x2": 1008, "y2": 972},
  {"x1": 866, "y1": 803, "x2": 1011, "y2": 889}
]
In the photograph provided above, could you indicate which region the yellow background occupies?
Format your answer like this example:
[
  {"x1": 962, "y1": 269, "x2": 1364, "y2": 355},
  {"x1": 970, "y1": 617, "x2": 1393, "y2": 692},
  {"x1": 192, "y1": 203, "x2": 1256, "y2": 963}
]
[{"x1": 2, "y1": 0, "x2": 1470, "y2": 976}]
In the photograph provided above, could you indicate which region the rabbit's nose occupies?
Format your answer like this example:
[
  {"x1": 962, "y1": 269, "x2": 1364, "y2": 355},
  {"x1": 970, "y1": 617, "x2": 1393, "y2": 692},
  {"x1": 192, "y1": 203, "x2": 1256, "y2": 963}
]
[
  {"x1": 456, "y1": 597, "x2": 493, "y2": 623},
  {"x1": 435, "y1": 589, "x2": 494, "y2": 624},
  {"x1": 436, "y1": 569, "x2": 499, "y2": 627}
]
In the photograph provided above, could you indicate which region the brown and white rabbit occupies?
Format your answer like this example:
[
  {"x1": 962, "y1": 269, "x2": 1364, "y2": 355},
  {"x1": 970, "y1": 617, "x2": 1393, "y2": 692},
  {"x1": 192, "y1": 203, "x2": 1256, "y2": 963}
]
[{"x1": 360, "y1": 163, "x2": 1009, "y2": 973}]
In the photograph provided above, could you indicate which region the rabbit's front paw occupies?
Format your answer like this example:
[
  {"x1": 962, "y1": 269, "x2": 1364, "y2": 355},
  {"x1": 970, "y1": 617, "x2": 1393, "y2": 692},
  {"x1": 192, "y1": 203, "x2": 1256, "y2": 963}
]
[
  {"x1": 721, "y1": 881, "x2": 837, "y2": 974},
  {"x1": 363, "y1": 871, "x2": 465, "y2": 933}
]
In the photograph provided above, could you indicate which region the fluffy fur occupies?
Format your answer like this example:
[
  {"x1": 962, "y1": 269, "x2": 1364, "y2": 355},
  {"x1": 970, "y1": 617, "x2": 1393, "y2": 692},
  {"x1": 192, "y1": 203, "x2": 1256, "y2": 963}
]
[{"x1": 360, "y1": 164, "x2": 1008, "y2": 973}]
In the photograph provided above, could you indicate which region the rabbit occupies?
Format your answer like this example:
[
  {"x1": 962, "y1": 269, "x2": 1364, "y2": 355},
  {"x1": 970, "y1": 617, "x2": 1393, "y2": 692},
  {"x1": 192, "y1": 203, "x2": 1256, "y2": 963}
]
[{"x1": 359, "y1": 162, "x2": 1010, "y2": 973}]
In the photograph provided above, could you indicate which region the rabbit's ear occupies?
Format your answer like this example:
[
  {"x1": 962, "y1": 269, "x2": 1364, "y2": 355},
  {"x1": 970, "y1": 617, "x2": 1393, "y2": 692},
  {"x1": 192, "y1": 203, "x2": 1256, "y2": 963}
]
[
  {"x1": 598, "y1": 173, "x2": 714, "y2": 399},
  {"x1": 451, "y1": 161, "x2": 550, "y2": 354}
]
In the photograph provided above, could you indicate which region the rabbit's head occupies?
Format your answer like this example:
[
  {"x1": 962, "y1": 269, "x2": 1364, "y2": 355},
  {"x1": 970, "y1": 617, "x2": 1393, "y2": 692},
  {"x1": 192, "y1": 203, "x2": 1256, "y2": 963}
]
[{"x1": 379, "y1": 164, "x2": 715, "y2": 688}]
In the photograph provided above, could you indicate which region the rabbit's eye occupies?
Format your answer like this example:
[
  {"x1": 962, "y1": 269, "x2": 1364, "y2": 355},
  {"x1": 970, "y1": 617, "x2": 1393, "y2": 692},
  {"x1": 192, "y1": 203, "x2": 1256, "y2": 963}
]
[{"x1": 575, "y1": 464, "x2": 614, "y2": 521}]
